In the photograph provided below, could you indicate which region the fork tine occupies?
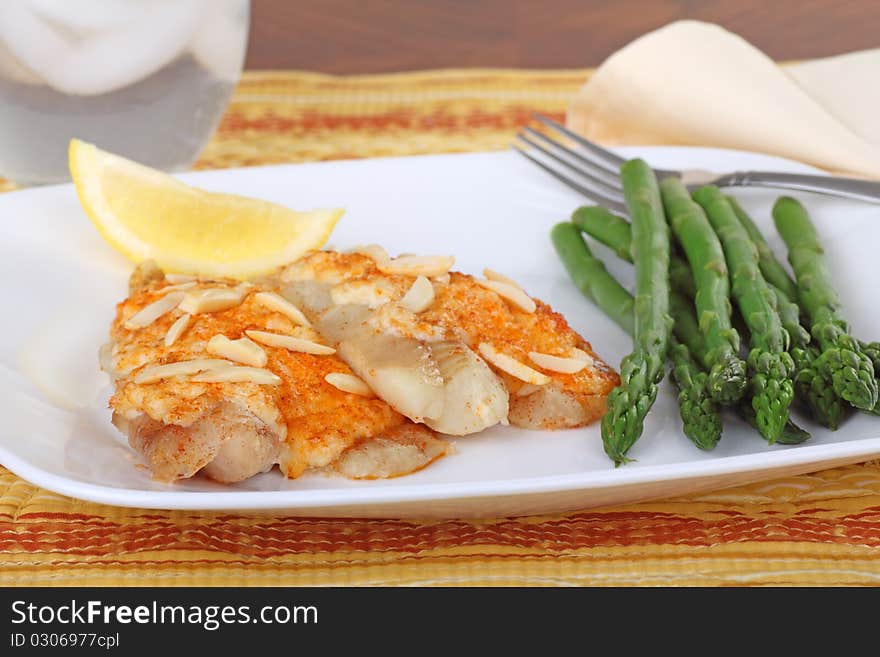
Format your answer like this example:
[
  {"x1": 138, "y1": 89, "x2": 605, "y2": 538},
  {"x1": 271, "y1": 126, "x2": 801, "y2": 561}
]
[
  {"x1": 522, "y1": 127, "x2": 624, "y2": 193},
  {"x1": 512, "y1": 144, "x2": 629, "y2": 215},
  {"x1": 535, "y1": 113, "x2": 678, "y2": 179},
  {"x1": 533, "y1": 114, "x2": 627, "y2": 174}
]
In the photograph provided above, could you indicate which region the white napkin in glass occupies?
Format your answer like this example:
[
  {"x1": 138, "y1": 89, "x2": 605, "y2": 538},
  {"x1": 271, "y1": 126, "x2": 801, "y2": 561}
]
[{"x1": 566, "y1": 20, "x2": 880, "y2": 177}]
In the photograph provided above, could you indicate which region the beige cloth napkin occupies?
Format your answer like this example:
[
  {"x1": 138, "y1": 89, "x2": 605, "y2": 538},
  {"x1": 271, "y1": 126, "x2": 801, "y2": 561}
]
[{"x1": 567, "y1": 20, "x2": 880, "y2": 177}]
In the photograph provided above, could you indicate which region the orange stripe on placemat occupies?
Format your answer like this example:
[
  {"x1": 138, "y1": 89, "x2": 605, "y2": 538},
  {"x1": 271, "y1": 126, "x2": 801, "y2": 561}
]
[
  {"x1": 216, "y1": 108, "x2": 564, "y2": 135},
  {"x1": 5, "y1": 508, "x2": 880, "y2": 558}
]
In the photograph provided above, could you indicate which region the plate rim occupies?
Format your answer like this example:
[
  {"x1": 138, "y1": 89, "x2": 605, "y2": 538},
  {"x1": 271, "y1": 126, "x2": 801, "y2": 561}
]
[{"x1": 3, "y1": 432, "x2": 880, "y2": 510}]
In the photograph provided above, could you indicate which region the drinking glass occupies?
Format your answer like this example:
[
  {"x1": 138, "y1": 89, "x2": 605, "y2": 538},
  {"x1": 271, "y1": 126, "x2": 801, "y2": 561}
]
[{"x1": 0, "y1": 0, "x2": 250, "y2": 185}]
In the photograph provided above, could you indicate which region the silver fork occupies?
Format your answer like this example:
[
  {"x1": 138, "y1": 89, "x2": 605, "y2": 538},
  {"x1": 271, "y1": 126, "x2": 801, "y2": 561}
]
[{"x1": 514, "y1": 114, "x2": 880, "y2": 213}]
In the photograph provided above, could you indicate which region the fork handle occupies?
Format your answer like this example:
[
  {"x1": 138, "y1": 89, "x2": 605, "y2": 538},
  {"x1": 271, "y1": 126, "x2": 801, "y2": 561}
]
[{"x1": 712, "y1": 170, "x2": 880, "y2": 204}]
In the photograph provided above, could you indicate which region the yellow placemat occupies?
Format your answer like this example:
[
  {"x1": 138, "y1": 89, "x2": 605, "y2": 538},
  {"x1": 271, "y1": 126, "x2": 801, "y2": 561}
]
[{"x1": 3, "y1": 69, "x2": 880, "y2": 587}]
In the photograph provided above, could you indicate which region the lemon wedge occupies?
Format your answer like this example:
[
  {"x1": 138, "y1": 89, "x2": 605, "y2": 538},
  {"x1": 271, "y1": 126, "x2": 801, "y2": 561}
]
[{"x1": 69, "y1": 139, "x2": 343, "y2": 279}]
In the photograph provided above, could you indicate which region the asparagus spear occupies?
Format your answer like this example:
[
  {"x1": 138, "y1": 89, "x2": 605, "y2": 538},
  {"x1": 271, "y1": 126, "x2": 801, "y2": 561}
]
[
  {"x1": 572, "y1": 206, "x2": 634, "y2": 262},
  {"x1": 576, "y1": 206, "x2": 706, "y2": 361},
  {"x1": 551, "y1": 223, "x2": 721, "y2": 451},
  {"x1": 770, "y1": 283, "x2": 810, "y2": 347},
  {"x1": 793, "y1": 345, "x2": 847, "y2": 429},
  {"x1": 769, "y1": 283, "x2": 846, "y2": 428},
  {"x1": 567, "y1": 200, "x2": 827, "y2": 438},
  {"x1": 727, "y1": 195, "x2": 800, "y2": 303},
  {"x1": 669, "y1": 289, "x2": 704, "y2": 354},
  {"x1": 573, "y1": 204, "x2": 817, "y2": 421},
  {"x1": 693, "y1": 186, "x2": 794, "y2": 443},
  {"x1": 669, "y1": 338, "x2": 723, "y2": 450},
  {"x1": 860, "y1": 341, "x2": 880, "y2": 413},
  {"x1": 736, "y1": 402, "x2": 810, "y2": 445},
  {"x1": 772, "y1": 196, "x2": 878, "y2": 411},
  {"x1": 859, "y1": 341, "x2": 880, "y2": 374},
  {"x1": 721, "y1": 195, "x2": 846, "y2": 427},
  {"x1": 600, "y1": 160, "x2": 673, "y2": 465},
  {"x1": 553, "y1": 222, "x2": 812, "y2": 448},
  {"x1": 725, "y1": 201, "x2": 840, "y2": 423},
  {"x1": 550, "y1": 222, "x2": 634, "y2": 335},
  {"x1": 572, "y1": 205, "x2": 698, "y2": 300},
  {"x1": 673, "y1": 281, "x2": 811, "y2": 444},
  {"x1": 661, "y1": 178, "x2": 747, "y2": 404},
  {"x1": 857, "y1": 342, "x2": 880, "y2": 414},
  {"x1": 669, "y1": 252, "x2": 698, "y2": 299},
  {"x1": 571, "y1": 203, "x2": 840, "y2": 424}
]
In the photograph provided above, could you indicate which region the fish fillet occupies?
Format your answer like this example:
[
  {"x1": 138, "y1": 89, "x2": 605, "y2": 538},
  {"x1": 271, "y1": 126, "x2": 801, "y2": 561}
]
[
  {"x1": 103, "y1": 262, "x2": 449, "y2": 483},
  {"x1": 280, "y1": 250, "x2": 620, "y2": 430}
]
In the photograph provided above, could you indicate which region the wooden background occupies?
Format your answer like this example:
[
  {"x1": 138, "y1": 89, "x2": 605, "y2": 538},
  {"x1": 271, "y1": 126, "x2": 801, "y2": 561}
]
[{"x1": 245, "y1": 0, "x2": 880, "y2": 73}]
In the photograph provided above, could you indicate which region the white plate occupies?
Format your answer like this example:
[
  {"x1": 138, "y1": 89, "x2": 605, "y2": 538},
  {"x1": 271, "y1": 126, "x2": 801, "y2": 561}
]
[{"x1": 1, "y1": 147, "x2": 879, "y2": 518}]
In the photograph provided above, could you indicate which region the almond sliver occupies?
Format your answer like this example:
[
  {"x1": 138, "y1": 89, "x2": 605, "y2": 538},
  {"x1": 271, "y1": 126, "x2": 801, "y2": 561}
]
[
  {"x1": 164, "y1": 313, "x2": 192, "y2": 347},
  {"x1": 160, "y1": 281, "x2": 198, "y2": 292},
  {"x1": 325, "y1": 372, "x2": 374, "y2": 397},
  {"x1": 192, "y1": 365, "x2": 281, "y2": 385},
  {"x1": 134, "y1": 358, "x2": 231, "y2": 384},
  {"x1": 254, "y1": 291, "x2": 311, "y2": 327},
  {"x1": 179, "y1": 284, "x2": 250, "y2": 314},
  {"x1": 246, "y1": 330, "x2": 336, "y2": 355},
  {"x1": 378, "y1": 255, "x2": 454, "y2": 277},
  {"x1": 207, "y1": 335, "x2": 267, "y2": 367},
  {"x1": 124, "y1": 291, "x2": 186, "y2": 329},
  {"x1": 346, "y1": 244, "x2": 390, "y2": 265},
  {"x1": 475, "y1": 279, "x2": 536, "y2": 313},
  {"x1": 164, "y1": 274, "x2": 196, "y2": 284},
  {"x1": 528, "y1": 351, "x2": 588, "y2": 374},
  {"x1": 483, "y1": 268, "x2": 524, "y2": 291},
  {"x1": 570, "y1": 347, "x2": 595, "y2": 366},
  {"x1": 477, "y1": 343, "x2": 551, "y2": 385},
  {"x1": 398, "y1": 275, "x2": 435, "y2": 313}
]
